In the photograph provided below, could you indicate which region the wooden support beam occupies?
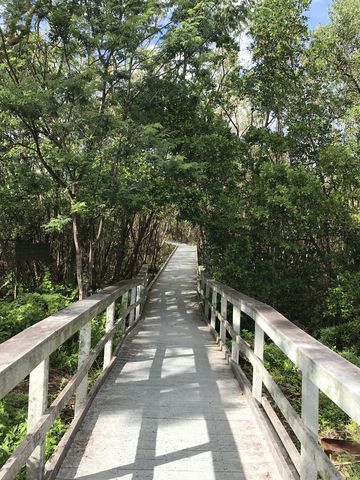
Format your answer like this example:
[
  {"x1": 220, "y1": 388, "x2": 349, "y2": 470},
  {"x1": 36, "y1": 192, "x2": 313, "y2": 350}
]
[
  {"x1": 232, "y1": 305, "x2": 241, "y2": 364},
  {"x1": 262, "y1": 396, "x2": 301, "y2": 474},
  {"x1": 204, "y1": 282, "x2": 210, "y2": 321},
  {"x1": 75, "y1": 321, "x2": 92, "y2": 415},
  {"x1": 135, "y1": 285, "x2": 142, "y2": 320},
  {"x1": 252, "y1": 323, "x2": 264, "y2": 402},
  {"x1": 220, "y1": 295, "x2": 227, "y2": 351},
  {"x1": 27, "y1": 359, "x2": 49, "y2": 480},
  {"x1": 129, "y1": 287, "x2": 137, "y2": 326},
  {"x1": 210, "y1": 288, "x2": 217, "y2": 330},
  {"x1": 103, "y1": 302, "x2": 115, "y2": 369},
  {"x1": 300, "y1": 374, "x2": 319, "y2": 479}
]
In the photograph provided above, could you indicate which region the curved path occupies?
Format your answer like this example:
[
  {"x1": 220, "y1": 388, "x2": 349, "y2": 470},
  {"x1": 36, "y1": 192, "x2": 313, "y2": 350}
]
[{"x1": 56, "y1": 245, "x2": 281, "y2": 480}]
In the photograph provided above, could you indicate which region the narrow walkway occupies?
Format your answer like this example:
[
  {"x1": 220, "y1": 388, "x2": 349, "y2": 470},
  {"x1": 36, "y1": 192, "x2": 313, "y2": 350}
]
[{"x1": 56, "y1": 245, "x2": 281, "y2": 480}]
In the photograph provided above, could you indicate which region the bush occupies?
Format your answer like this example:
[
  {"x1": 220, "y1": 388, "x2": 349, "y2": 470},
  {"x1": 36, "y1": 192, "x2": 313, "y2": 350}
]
[
  {"x1": 0, "y1": 392, "x2": 28, "y2": 467},
  {"x1": 322, "y1": 271, "x2": 360, "y2": 328},
  {"x1": 0, "y1": 292, "x2": 70, "y2": 343},
  {"x1": 319, "y1": 320, "x2": 360, "y2": 355}
]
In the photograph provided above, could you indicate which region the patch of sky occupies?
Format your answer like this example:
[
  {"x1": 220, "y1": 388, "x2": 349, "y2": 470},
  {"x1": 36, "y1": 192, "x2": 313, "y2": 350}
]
[
  {"x1": 306, "y1": 0, "x2": 334, "y2": 30},
  {"x1": 147, "y1": 7, "x2": 175, "y2": 49}
]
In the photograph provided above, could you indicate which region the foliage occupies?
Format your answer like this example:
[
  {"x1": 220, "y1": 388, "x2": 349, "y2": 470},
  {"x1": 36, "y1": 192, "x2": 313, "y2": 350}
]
[
  {"x1": 0, "y1": 0, "x2": 359, "y2": 474},
  {"x1": 45, "y1": 419, "x2": 69, "y2": 461},
  {"x1": 0, "y1": 392, "x2": 27, "y2": 467},
  {"x1": 264, "y1": 343, "x2": 302, "y2": 413},
  {"x1": 0, "y1": 291, "x2": 70, "y2": 343}
]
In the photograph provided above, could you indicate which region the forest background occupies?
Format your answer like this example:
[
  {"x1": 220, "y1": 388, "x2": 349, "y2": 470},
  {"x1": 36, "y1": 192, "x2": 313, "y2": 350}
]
[{"x1": 0, "y1": 0, "x2": 359, "y2": 476}]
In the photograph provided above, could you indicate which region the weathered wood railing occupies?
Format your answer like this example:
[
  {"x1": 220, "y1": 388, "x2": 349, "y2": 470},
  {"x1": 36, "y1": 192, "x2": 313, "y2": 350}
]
[
  {"x1": 0, "y1": 266, "x2": 151, "y2": 480},
  {"x1": 198, "y1": 268, "x2": 360, "y2": 480}
]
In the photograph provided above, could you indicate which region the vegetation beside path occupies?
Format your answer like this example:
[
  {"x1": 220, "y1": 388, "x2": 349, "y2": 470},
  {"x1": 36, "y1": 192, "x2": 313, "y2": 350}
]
[{"x1": 0, "y1": 0, "x2": 359, "y2": 477}]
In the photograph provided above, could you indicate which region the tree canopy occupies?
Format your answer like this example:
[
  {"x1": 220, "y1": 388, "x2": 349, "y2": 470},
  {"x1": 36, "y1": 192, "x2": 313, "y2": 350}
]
[
  {"x1": 0, "y1": 0, "x2": 358, "y2": 341},
  {"x1": 0, "y1": 0, "x2": 360, "y2": 474}
]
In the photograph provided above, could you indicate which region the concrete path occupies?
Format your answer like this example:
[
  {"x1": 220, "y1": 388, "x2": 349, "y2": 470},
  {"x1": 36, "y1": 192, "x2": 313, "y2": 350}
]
[{"x1": 56, "y1": 245, "x2": 281, "y2": 480}]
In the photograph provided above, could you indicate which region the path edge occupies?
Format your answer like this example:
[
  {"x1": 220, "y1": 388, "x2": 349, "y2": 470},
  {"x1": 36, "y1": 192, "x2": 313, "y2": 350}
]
[
  {"x1": 45, "y1": 244, "x2": 178, "y2": 480},
  {"x1": 202, "y1": 321, "x2": 298, "y2": 480}
]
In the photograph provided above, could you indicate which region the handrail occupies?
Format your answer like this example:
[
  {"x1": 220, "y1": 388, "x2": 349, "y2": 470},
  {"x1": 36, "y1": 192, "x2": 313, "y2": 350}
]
[
  {"x1": 0, "y1": 267, "x2": 150, "y2": 480},
  {"x1": 198, "y1": 268, "x2": 360, "y2": 480}
]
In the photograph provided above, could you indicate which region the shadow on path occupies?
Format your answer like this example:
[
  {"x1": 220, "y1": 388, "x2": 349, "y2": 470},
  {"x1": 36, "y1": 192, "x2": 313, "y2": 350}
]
[{"x1": 56, "y1": 245, "x2": 276, "y2": 480}]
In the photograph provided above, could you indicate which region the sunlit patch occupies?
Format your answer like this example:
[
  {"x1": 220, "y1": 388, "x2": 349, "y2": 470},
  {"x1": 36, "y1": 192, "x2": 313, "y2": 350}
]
[
  {"x1": 115, "y1": 358, "x2": 154, "y2": 382},
  {"x1": 165, "y1": 347, "x2": 194, "y2": 357},
  {"x1": 166, "y1": 305, "x2": 178, "y2": 311},
  {"x1": 161, "y1": 353, "x2": 196, "y2": 377},
  {"x1": 154, "y1": 444, "x2": 212, "y2": 470}
]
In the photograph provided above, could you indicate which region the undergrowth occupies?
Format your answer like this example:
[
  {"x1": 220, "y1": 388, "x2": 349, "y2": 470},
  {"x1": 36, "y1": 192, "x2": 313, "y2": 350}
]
[{"x1": 0, "y1": 272, "x2": 126, "y2": 475}]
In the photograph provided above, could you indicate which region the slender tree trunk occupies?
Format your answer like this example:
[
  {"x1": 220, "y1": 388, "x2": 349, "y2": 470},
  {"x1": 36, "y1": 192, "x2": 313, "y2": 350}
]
[
  {"x1": 124, "y1": 212, "x2": 154, "y2": 277},
  {"x1": 72, "y1": 212, "x2": 85, "y2": 300},
  {"x1": 88, "y1": 216, "x2": 103, "y2": 291},
  {"x1": 111, "y1": 217, "x2": 130, "y2": 281}
]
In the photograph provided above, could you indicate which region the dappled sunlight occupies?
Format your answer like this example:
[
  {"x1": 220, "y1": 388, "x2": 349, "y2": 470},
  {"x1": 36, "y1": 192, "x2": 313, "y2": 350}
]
[
  {"x1": 55, "y1": 245, "x2": 279, "y2": 480},
  {"x1": 161, "y1": 358, "x2": 196, "y2": 377},
  {"x1": 164, "y1": 346, "x2": 193, "y2": 357}
]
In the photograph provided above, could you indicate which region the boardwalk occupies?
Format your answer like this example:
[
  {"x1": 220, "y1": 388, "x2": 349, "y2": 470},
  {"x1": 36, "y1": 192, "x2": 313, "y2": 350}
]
[{"x1": 56, "y1": 245, "x2": 281, "y2": 480}]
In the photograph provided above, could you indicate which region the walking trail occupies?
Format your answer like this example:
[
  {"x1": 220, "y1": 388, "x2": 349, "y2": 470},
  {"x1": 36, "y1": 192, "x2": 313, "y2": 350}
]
[{"x1": 56, "y1": 244, "x2": 281, "y2": 480}]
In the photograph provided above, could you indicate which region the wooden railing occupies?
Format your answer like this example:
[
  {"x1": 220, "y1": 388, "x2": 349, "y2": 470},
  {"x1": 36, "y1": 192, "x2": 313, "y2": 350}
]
[
  {"x1": 0, "y1": 266, "x2": 151, "y2": 480},
  {"x1": 198, "y1": 268, "x2": 360, "y2": 480}
]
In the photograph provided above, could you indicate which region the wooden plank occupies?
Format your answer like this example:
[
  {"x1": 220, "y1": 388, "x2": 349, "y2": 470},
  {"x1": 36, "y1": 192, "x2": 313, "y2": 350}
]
[
  {"x1": 236, "y1": 336, "x2": 342, "y2": 480},
  {"x1": 135, "y1": 285, "x2": 141, "y2": 320},
  {"x1": 232, "y1": 305, "x2": 241, "y2": 363},
  {"x1": 220, "y1": 295, "x2": 227, "y2": 349},
  {"x1": 300, "y1": 375, "x2": 319, "y2": 479},
  {"x1": 26, "y1": 359, "x2": 49, "y2": 480},
  {"x1": 103, "y1": 302, "x2": 115, "y2": 369},
  {"x1": 204, "y1": 283, "x2": 210, "y2": 320},
  {"x1": 129, "y1": 287, "x2": 137, "y2": 325},
  {"x1": 253, "y1": 323, "x2": 264, "y2": 402},
  {"x1": 262, "y1": 396, "x2": 301, "y2": 474},
  {"x1": 231, "y1": 361, "x2": 298, "y2": 480},
  {"x1": 210, "y1": 287, "x2": 217, "y2": 330},
  {"x1": 75, "y1": 321, "x2": 92, "y2": 415}
]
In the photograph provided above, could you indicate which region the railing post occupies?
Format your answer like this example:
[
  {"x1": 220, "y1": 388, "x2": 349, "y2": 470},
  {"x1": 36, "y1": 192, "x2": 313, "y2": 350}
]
[
  {"x1": 122, "y1": 290, "x2": 129, "y2": 312},
  {"x1": 204, "y1": 281, "x2": 210, "y2": 321},
  {"x1": 103, "y1": 301, "x2": 115, "y2": 370},
  {"x1": 75, "y1": 321, "x2": 92, "y2": 415},
  {"x1": 232, "y1": 304, "x2": 241, "y2": 363},
  {"x1": 129, "y1": 286, "x2": 137, "y2": 325},
  {"x1": 300, "y1": 374, "x2": 319, "y2": 479},
  {"x1": 26, "y1": 358, "x2": 49, "y2": 480},
  {"x1": 135, "y1": 284, "x2": 142, "y2": 320},
  {"x1": 252, "y1": 323, "x2": 264, "y2": 402},
  {"x1": 210, "y1": 287, "x2": 217, "y2": 330},
  {"x1": 220, "y1": 294, "x2": 227, "y2": 350},
  {"x1": 141, "y1": 272, "x2": 148, "y2": 316},
  {"x1": 197, "y1": 267, "x2": 204, "y2": 298}
]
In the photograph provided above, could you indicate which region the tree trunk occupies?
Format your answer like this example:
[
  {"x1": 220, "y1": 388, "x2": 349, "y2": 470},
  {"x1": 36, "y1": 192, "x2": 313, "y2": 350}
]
[
  {"x1": 88, "y1": 216, "x2": 103, "y2": 291},
  {"x1": 72, "y1": 212, "x2": 85, "y2": 300}
]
